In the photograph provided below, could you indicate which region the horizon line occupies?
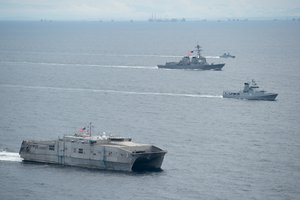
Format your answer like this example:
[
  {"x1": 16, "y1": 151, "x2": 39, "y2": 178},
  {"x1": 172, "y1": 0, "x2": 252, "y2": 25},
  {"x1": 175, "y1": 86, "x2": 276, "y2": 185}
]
[{"x1": 0, "y1": 17, "x2": 300, "y2": 23}]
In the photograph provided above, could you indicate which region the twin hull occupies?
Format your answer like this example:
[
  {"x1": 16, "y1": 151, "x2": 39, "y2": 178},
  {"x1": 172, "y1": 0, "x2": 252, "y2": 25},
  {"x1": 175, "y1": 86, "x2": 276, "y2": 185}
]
[{"x1": 19, "y1": 139, "x2": 166, "y2": 172}]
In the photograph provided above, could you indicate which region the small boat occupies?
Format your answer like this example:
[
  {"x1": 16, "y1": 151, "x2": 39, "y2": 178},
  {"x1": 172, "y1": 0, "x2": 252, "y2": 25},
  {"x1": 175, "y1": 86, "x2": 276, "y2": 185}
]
[
  {"x1": 19, "y1": 123, "x2": 167, "y2": 172},
  {"x1": 223, "y1": 80, "x2": 278, "y2": 101},
  {"x1": 220, "y1": 53, "x2": 235, "y2": 58}
]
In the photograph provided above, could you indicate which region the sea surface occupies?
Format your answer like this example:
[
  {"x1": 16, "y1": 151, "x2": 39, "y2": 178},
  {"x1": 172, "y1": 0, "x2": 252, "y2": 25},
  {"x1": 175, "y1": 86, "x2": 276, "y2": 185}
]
[{"x1": 0, "y1": 21, "x2": 300, "y2": 200}]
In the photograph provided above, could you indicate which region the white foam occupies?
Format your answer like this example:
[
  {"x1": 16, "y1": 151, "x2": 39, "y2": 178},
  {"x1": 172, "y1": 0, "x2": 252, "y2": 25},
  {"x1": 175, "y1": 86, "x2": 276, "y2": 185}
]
[
  {"x1": 0, "y1": 61, "x2": 158, "y2": 70},
  {"x1": 0, "y1": 84, "x2": 222, "y2": 99},
  {"x1": 204, "y1": 56, "x2": 220, "y2": 59},
  {"x1": 91, "y1": 53, "x2": 182, "y2": 58},
  {"x1": 0, "y1": 50, "x2": 183, "y2": 58},
  {"x1": 0, "y1": 151, "x2": 23, "y2": 162}
]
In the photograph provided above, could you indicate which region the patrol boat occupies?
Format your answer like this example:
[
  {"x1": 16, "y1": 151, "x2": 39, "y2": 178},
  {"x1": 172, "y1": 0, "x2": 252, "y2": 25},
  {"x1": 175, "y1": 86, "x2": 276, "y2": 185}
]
[
  {"x1": 220, "y1": 53, "x2": 235, "y2": 58},
  {"x1": 19, "y1": 123, "x2": 167, "y2": 172},
  {"x1": 223, "y1": 80, "x2": 278, "y2": 101},
  {"x1": 158, "y1": 45, "x2": 225, "y2": 70}
]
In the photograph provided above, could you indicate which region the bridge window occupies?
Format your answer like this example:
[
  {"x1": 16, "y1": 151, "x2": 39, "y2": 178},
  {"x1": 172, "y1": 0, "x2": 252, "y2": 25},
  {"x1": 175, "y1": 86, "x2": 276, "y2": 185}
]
[
  {"x1": 78, "y1": 148, "x2": 83, "y2": 154},
  {"x1": 49, "y1": 145, "x2": 55, "y2": 151}
]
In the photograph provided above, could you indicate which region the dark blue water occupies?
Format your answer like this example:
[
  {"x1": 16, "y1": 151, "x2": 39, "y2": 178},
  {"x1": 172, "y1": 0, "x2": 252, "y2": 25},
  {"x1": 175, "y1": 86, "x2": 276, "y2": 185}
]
[{"x1": 0, "y1": 21, "x2": 300, "y2": 200}]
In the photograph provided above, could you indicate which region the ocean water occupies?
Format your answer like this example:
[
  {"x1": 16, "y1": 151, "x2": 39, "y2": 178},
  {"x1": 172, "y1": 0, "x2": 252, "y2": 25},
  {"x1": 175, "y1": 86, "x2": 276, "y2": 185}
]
[{"x1": 0, "y1": 21, "x2": 300, "y2": 200}]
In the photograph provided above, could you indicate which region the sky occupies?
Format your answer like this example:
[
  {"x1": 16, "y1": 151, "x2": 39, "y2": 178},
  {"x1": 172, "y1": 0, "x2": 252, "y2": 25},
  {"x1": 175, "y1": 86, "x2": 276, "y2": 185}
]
[{"x1": 0, "y1": 0, "x2": 299, "y2": 21}]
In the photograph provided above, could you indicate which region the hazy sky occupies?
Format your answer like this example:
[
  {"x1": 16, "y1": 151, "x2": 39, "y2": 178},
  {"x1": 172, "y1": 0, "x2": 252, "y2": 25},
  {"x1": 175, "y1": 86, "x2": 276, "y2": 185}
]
[{"x1": 0, "y1": 0, "x2": 299, "y2": 20}]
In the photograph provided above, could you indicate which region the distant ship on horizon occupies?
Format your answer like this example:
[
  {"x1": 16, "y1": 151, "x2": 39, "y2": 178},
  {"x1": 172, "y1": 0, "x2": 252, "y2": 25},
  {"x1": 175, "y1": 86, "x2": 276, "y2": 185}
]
[
  {"x1": 148, "y1": 14, "x2": 186, "y2": 22},
  {"x1": 220, "y1": 52, "x2": 235, "y2": 58}
]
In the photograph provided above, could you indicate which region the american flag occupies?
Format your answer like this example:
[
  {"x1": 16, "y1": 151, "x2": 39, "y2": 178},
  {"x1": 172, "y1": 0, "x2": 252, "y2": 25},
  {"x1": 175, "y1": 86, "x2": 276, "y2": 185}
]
[
  {"x1": 79, "y1": 127, "x2": 86, "y2": 132},
  {"x1": 188, "y1": 50, "x2": 193, "y2": 56}
]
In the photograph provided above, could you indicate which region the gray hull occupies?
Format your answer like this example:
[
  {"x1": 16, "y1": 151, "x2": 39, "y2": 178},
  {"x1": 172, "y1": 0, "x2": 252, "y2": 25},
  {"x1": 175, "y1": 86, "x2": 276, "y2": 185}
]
[
  {"x1": 158, "y1": 63, "x2": 224, "y2": 70},
  {"x1": 223, "y1": 80, "x2": 278, "y2": 101},
  {"x1": 223, "y1": 93, "x2": 278, "y2": 101},
  {"x1": 19, "y1": 138, "x2": 167, "y2": 172}
]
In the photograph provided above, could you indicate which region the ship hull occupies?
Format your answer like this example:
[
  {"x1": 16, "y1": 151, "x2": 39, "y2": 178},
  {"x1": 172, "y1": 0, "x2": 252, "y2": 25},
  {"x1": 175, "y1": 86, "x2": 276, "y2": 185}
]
[
  {"x1": 19, "y1": 140, "x2": 166, "y2": 172},
  {"x1": 223, "y1": 92, "x2": 278, "y2": 101},
  {"x1": 157, "y1": 63, "x2": 224, "y2": 70},
  {"x1": 131, "y1": 152, "x2": 165, "y2": 171},
  {"x1": 220, "y1": 55, "x2": 235, "y2": 58}
]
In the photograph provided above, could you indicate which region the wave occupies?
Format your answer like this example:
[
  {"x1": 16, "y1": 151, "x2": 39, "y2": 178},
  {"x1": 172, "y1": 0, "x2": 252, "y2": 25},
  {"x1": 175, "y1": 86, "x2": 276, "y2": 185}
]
[
  {"x1": 0, "y1": 61, "x2": 158, "y2": 70},
  {"x1": 0, "y1": 84, "x2": 223, "y2": 99},
  {"x1": 0, "y1": 150, "x2": 23, "y2": 162}
]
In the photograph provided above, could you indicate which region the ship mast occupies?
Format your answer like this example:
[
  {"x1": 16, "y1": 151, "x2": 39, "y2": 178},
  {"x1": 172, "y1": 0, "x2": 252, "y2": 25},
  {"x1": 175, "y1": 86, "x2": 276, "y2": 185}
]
[
  {"x1": 89, "y1": 122, "x2": 92, "y2": 137},
  {"x1": 195, "y1": 44, "x2": 202, "y2": 58}
]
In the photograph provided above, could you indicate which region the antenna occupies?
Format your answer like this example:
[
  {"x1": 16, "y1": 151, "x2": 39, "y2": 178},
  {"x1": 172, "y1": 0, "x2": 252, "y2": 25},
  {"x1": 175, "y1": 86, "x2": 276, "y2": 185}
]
[{"x1": 89, "y1": 122, "x2": 92, "y2": 137}]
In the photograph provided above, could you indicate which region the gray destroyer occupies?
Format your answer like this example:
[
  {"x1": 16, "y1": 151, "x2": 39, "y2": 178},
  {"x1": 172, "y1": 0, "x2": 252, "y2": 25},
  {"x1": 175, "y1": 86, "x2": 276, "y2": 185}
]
[
  {"x1": 19, "y1": 124, "x2": 167, "y2": 172},
  {"x1": 158, "y1": 45, "x2": 225, "y2": 70},
  {"x1": 223, "y1": 80, "x2": 278, "y2": 101}
]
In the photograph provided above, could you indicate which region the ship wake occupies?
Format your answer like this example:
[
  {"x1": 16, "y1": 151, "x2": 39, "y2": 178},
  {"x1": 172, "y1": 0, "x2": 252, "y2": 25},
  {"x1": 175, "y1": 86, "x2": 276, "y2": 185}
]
[
  {"x1": 0, "y1": 61, "x2": 158, "y2": 70},
  {"x1": 0, "y1": 84, "x2": 222, "y2": 99},
  {"x1": 0, "y1": 150, "x2": 23, "y2": 162}
]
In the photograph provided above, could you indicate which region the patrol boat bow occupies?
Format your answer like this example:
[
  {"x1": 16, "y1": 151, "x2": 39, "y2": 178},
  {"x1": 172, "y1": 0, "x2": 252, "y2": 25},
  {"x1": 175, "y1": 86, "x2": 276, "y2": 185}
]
[{"x1": 19, "y1": 123, "x2": 167, "y2": 172}]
